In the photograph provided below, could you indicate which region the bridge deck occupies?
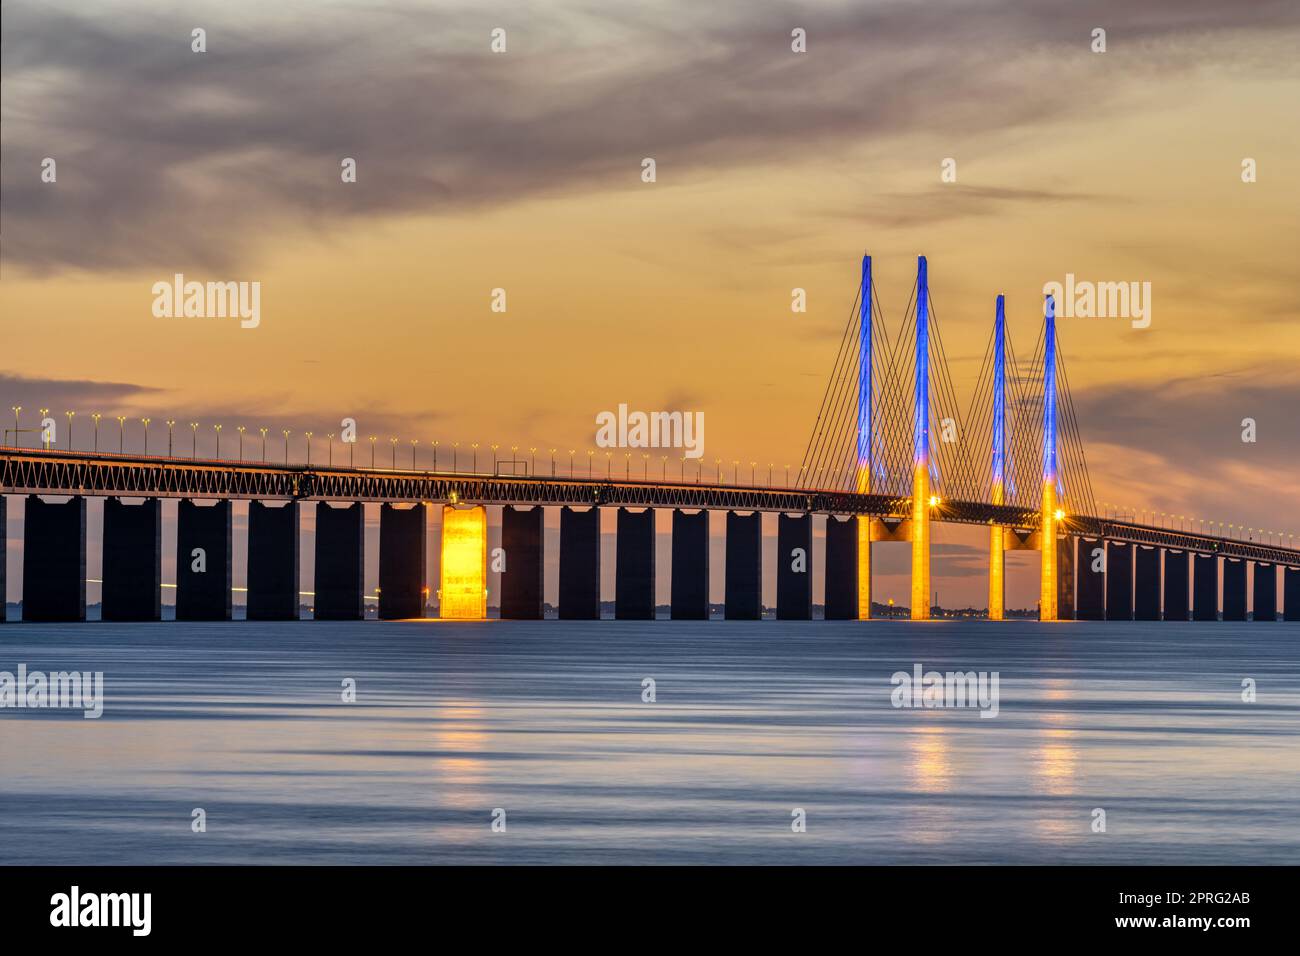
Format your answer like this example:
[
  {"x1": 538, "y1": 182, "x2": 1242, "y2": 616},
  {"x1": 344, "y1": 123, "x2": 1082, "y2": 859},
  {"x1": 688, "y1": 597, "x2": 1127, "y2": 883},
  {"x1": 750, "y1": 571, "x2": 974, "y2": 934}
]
[{"x1": 3, "y1": 447, "x2": 1297, "y2": 566}]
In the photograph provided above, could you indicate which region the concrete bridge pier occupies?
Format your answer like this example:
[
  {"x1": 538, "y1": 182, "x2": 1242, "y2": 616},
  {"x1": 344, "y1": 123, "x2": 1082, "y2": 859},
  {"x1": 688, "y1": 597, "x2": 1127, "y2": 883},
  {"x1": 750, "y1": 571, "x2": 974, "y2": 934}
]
[
  {"x1": 247, "y1": 501, "x2": 300, "y2": 621},
  {"x1": 1134, "y1": 545, "x2": 1160, "y2": 621},
  {"x1": 559, "y1": 506, "x2": 600, "y2": 620},
  {"x1": 776, "y1": 513, "x2": 812, "y2": 620},
  {"x1": 102, "y1": 497, "x2": 161, "y2": 622},
  {"x1": 724, "y1": 511, "x2": 762, "y2": 620},
  {"x1": 313, "y1": 502, "x2": 364, "y2": 620},
  {"x1": 1192, "y1": 554, "x2": 1218, "y2": 620},
  {"x1": 1, "y1": 496, "x2": 7, "y2": 622},
  {"x1": 615, "y1": 508, "x2": 655, "y2": 620},
  {"x1": 1076, "y1": 536, "x2": 1105, "y2": 620},
  {"x1": 378, "y1": 503, "x2": 426, "y2": 620},
  {"x1": 1163, "y1": 550, "x2": 1191, "y2": 621},
  {"x1": 1252, "y1": 562, "x2": 1276, "y2": 622},
  {"x1": 1221, "y1": 558, "x2": 1247, "y2": 621},
  {"x1": 176, "y1": 499, "x2": 232, "y2": 621},
  {"x1": 500, "y1": 505, "x2": 544, "y2": 620},
  {"x1": 1105, "y1": 541, "x2": 1133, "y2": 621},
  {"x1": 1285, "y1": 567, "x2": 1300, "y2": 622},
  {"x1": 670, "y1": 509, "x2": 709, "y2": 620},
  {"x1": 1056, "y1": 535, "x2": 1077, "y2": 620},
  {"x1": 823, "y1": 515, "x2": 858, "y2": 620},
  {"x1": 22, "y1": 495, "x2": 87, "y2": 622}
]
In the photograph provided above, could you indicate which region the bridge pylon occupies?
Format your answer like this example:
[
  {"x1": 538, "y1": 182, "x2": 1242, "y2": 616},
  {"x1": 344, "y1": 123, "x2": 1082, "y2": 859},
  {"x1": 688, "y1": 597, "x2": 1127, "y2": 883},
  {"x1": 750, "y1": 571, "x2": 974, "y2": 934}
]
[
  {"x1": 911, "y1": 256, "x2": 932, "y2": 620},
  {"x1": 988, "y1": 294, "x2": 1007, "y2": 621},
  {"x1": 856, "y1": 254, "x2": 873, "y2": 619},
  {"x1": 1040, "y1": 294, "x2": 1060, "y2": 621}
]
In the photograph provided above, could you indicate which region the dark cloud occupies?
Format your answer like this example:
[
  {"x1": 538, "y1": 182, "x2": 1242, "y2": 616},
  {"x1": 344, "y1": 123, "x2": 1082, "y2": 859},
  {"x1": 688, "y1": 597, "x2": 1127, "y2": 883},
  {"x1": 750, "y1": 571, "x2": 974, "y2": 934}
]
[{"x1": 3, "y1": 0, "x2": 1297, "y2": 273}]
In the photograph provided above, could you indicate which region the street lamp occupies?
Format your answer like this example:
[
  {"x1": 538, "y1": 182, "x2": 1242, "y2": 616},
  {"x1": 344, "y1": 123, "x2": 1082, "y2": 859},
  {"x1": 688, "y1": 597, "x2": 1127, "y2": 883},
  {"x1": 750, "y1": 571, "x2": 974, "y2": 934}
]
[
  {"x1": 94, "y1": 413, "x2": 104, "y2": 453},
  {"x1": 119, "y1": 416, "x2": 129, "y2": 453},
  {"x1": 283, "y1": 429, "x2": 291, "y2": 464},
  {"x1": 431, "y1": 440, "x2": 439, "y2": 471},
  {"x1": 213, "y1": 424, "x2": 222, "y2": 458},
  {"x1": 491, "y1": 444, "x2": 501, "y2": 473},
  {"x1": 587, "y1": 450, "x2": 594, "y2": 478},
  {"x1": 410, "y1": 439, "x2": 418, "y2": 469},
  {"x1": 305, "y1": 432, "x2": 313, "y2": 466},
  {"x1": 369, "y1": 436, "x2": 377, "y2": 468},
  {"x1": 327, "y1": 433, "x2": 335, "y2": 466},
  {"x1": 471, "y1": 442, "x2": 479, "y2": 473},
  {"x1": 260, "y1": 427, "x2": 269, "y2": 462},
  {"x1": 237, "y1": 426, "x2": 246, "y2": 461},
  {"x1": 165, "y1": 420, "x2": 175, "y2": 457},
  {"x1": 452, "y1": 442, "x2": 460, "y2": 472},
  {"x1": 141, "y1": 417, "x2": 150, "y2": 455},
  {"x1": 189, "y1": 421, "x2": 199, "y2": 458},
  {"x1": 65, "y1": 411, "x2": 75, "y2": 450},
  {"x1": 40, "y1": 408, "x2": 50, "y2": 448},
  {"x1": 9, "y1": 407, "x2": 20, "y2": 447},
  {"x1": 390, "y1": 437, "x2": 398, "y2": 469}
]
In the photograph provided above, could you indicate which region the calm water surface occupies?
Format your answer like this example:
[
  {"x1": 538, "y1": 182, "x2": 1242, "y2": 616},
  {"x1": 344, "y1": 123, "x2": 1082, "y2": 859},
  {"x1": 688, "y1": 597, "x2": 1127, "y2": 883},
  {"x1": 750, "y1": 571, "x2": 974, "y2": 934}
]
[{"x1": 1, "y1": 621, "x2": 1297, "y2": 864}]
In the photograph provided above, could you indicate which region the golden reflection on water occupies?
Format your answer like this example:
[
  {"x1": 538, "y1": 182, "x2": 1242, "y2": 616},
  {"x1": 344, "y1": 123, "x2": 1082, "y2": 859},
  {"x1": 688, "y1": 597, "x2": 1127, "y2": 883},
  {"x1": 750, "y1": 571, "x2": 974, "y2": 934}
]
[
  {"x1": 1032, "y1": 680, "x2": 1080, "y2": 841},
  {"x1": 431, "y1": 702, "x2": 488, "y2": 811}
]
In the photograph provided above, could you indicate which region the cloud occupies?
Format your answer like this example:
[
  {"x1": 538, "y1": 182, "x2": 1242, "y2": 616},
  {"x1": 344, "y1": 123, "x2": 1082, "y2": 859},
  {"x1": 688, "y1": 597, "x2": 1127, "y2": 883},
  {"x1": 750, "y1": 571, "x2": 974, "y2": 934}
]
[{"x1": 4, "y1": 0, "x2": 1297, "y2": 274}]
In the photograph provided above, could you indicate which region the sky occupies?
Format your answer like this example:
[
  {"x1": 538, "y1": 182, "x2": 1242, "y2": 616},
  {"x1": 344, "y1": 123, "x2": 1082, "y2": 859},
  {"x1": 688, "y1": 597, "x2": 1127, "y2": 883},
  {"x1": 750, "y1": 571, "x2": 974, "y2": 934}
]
[{"x1": 3, "y1": 0, "x2": 1299, "y2": 609}]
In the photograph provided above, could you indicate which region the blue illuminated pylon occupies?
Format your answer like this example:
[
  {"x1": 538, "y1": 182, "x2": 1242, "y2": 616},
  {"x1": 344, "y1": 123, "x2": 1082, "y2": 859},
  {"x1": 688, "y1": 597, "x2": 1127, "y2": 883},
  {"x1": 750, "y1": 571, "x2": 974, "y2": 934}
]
[
  {"x1": 855, "y1": 255, "x2": 871, "y2": 493},
  {"x1": 911, "y1": 255, "x2": 931, "y2": 620}
]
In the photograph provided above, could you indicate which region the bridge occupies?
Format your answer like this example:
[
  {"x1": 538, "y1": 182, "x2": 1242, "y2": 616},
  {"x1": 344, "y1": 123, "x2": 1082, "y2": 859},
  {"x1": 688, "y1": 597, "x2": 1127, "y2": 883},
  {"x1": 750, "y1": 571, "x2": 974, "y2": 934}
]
[{"x1": 3, "y1": 255, "x2": 1298, "y2": 622}]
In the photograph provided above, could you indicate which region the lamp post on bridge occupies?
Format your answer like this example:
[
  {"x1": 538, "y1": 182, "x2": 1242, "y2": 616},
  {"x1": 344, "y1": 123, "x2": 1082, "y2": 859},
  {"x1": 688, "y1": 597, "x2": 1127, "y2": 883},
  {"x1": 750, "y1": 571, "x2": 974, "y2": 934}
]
[
  {"x1": 40, "y1": 408, "x2": 50, "y2": 448},
  {"x1": 260, "y1": 427, "x2": 269, "y2": 462},
  {"x1": 9, "y1": 407, "x2": 20, "y2": 447},
  {"x1": 431, "y1": 440, "x2": 439, "y2": 471},
  {"x1": 213, "y1": 424, "x2": 222, "y2": 459},
  {"x1": 471, "y1": 443, "x2": 479, "y2": 473},
  {"x1": 305, "y1": 432, "x2": 313, "y2": 466},
  {"x1": 390, "y1": 437, "x2": 398, "y2": 469},
  {"x1": 120, "y1": 417, "x2": 130, "y2": 454},
  {"x1": 141, "y1": 418, "x2": 150, "y2": 455},
  {"x1": 165, "y1": 421, "x2": 175, "y2": 457},
  {"x1": 65, "y1": 411, "x2": 75, "y2": 450},
  {"x1": 410, "y1": 439, "x2": 418, "y2": 469},
  {"x1": 327, "y1": 433, "x2": 335, "y2": 466},
  {"x1": 189, "y1": 422, "x2": 198, "y2": 458},
  {"x1": 283, "y1": 429, "x2": 291, "y2": 464},
  {"x1": 237, "y1": 426, "x2": 246, "y2": 461},
  {"x1": 370, "y1": 436, "x2": 377, "y2": 468},
  {"x1": 94, "y1": 413, "x2": 104, "y2": 453}
]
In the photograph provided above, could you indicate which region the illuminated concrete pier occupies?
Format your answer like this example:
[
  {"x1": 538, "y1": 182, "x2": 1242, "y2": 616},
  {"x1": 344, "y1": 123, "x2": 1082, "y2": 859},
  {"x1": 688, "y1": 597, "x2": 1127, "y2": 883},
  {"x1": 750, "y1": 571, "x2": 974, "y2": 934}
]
[
  {"x1": 776, "y1": 513, "x2": 812, "y2": 620},
  {"x1": 724, "y1": 511, "x2": 762, "y2": 620},
  {"x1": 247, "y1": 501, "x2": 299, "y2": 621},
  {"x1": 102, "y1": 497, "x2": 161, "y2": 622},
  {"x1": 176, "y1": 499, "x2": 231, "y2": 621},
  {"x1": 911, "y1": 256, "x2": 932, "y2": 621},
  {"x1": 500, "y1": 505, "x2": 544, "y2": 620},
  {"x1": 559, "y1": 506, "x2": 600, "y2": 620},
  {"x1": 378, "y1": 502, "x2": 425, "y2": 620},
  {"x1": 439, "y1": 505, "x2": 486, "y2": 620},
  {"x1": 22, "y1": 495, "x2": 86, "y2": 622},
  {"x1": 313, "y1": 502, "x2": 364, "y2": 620},
  {"x1": 615, "y1": 508, "x2": 655, "y2": 620},
  {"x1": 670, "y1": 509, "x2": 709, "y2": 620}
]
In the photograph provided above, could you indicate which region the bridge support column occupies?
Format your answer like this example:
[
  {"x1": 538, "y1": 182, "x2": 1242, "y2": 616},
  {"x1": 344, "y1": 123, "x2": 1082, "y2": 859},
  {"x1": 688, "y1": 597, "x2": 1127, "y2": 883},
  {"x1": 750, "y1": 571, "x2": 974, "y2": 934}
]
[
  {"x1": 1105, "y1": 541, "x2": 1132, "y2": 620},
  {"x1": 102, "y1": 497, "x2": 161, "y2": 622},
  {"x1": 1039, "y1": 488, "x2": 1058, "y2": 621},
  {"x1": 988, "y1": 523, "x2": 1005, "y2": 621},
  {"x1": 776, "y1": 513, "x2": 812, "y2": 620},
  {"x1": 1056, "y1": 535, "x2": 1076, "y2": 620},
  {"x1": 824, "y1": 516, "x2": 857, "y2": 620},
  {"x1": 313, "y1": 502, "x2": 364, "y2": 620},
  {"x1": 1285, "y1": 567, "x2": 1300, "y2": 622},
  {"x1": 670, "y1": 510, "x2": 709, "y2": 620},
  {"x1": 559, "y1": 506, "x2": 600, "y2": 620},
  {"x1": 500, "y1": 506, "x2": 543, "y2": 620},
  {"x1": 247, "y1": 501, "x2": 299, "y2": 621},
  {"x1": 22, "y1": 495, "x2": 86, "y2": 622},
  {"x1": 1192, "y1": 554, "x2": 1218, "y2": 621},
  {"x1": 1134, "y1": 545, "x2": 1160, "y2": 621},
  {"x1": 1163, "y1": 550, "x2": 1190, "y2": 621},
  {"x1": 615, "y1": 508, "x2": 655, "y2": 620},
  {"x1": 440, "y1": 505, "x2": 486, "y2": 619},
  {"x1": 1252, "y1": 562, "x2": 1276, "y2": 622},
  {"x1": 910, "y1": 468, "x2": 931, "y2": 620},
  {"x1": 857, "y1": 517, "x2": 872, "y2": 619},
  {"x1": 1221, "y1": 558, "x2": 1247, "y2": 621},
  {"x1": 1076, "y1": 537, "x2": 1105, "y2": 620},
  {"x1": 176, "y1": 499, "x2": 232, "y2": 621},
  {"x1": 378, "y1": 503, "x2": 426, "y2": 619},
  {"x1": 0, "y1": 497, "x2": 5, "y2": 623},
  {"x1": 725, "y1": 511, "x2": 762, "y2": 620}
]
